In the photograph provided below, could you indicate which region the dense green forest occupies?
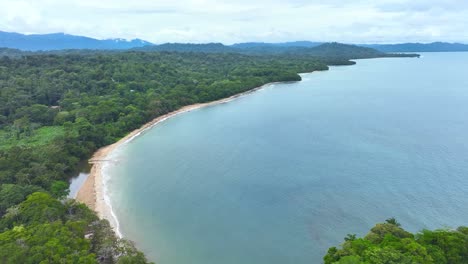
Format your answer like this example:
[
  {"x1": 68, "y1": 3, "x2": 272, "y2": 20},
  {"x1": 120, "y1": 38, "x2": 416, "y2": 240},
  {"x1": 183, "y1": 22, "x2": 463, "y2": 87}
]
[
  {"x1": 0, "y1": 52, "x2": 329, "y2": 189},
  {"x1": 0, "y1": 44, "x2": 423, "y2": 263},
  {"x1": 324, "y1": 218, "x2": 468, "y2": 264}
]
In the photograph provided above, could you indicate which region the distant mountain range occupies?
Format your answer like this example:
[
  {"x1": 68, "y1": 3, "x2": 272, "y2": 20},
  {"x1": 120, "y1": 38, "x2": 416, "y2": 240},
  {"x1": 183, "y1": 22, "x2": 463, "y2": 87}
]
[
  {"x1": 0, "y1": 31, "x2": 467, "y2": 52},
  {"x1": 231, "y1": 41, "x2": 322, "y2": 48},
  {"x1": 132, "y1": 42, "x2": 417, "y2": 60},
  {"x1": 134, "y1": 43, "x2": 235, "y2": 53},
  {"x1": 0, "y1": 31, "x2": 151, "y2": 51},
  {"x1": 361, "y1": 42, "x2": 468, "y2": 52},
  {"x1": 133, "y1": 42, "x2": 389, "y2": 58},
  {"x1": 230, "y1": 41, "x2": 468, "y2": 52}
]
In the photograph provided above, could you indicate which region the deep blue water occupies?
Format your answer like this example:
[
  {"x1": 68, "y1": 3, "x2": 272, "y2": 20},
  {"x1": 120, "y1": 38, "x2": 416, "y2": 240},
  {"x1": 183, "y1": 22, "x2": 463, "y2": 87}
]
[{"x1": 106, "y1": 53, "x2": 468, "y2": 264}]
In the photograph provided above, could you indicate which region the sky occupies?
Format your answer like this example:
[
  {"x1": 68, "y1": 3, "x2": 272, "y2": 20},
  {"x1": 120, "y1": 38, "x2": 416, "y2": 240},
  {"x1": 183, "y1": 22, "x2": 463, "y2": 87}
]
[{"x1": 0, "y1": 0, "x2": 467, "y2": 44}]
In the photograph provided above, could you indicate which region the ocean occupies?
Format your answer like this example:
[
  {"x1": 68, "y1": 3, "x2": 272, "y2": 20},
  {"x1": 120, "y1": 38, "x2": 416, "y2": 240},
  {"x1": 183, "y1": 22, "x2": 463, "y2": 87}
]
[{"x1": 104, "y1": 52, "x2": 468, "y2": 263}]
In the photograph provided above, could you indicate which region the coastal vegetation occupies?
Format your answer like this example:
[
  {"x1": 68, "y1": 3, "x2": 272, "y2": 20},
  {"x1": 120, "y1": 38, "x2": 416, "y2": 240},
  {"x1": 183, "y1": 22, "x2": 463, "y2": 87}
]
[
  {"x1": 0, "y1": 51, "x2": 328, "y2": 190},
  {"x1": 0, "y1": 191, "x2": 150, "y2": 263},
  {"x1": 0, "y1": 44, "x2": 421, "y2": 263},
  {"x1": 324, "y1": 218, "x2": 468, "y2": 264}
]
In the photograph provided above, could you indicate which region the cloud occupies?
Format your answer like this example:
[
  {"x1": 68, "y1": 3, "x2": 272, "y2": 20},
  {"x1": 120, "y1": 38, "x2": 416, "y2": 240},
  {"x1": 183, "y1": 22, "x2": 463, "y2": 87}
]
[
  {"x1": 377, "y1": 0, "x2": 468, "y2": 12},
  {"x1": 0, "y1": 0, "x2": 466, "y2": 43}
]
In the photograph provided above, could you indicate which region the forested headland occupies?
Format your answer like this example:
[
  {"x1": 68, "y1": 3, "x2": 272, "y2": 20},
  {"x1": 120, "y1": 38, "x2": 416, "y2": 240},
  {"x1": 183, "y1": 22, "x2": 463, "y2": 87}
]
[
  {"x1": 0, "y1": 43, "x2": 429, "y2": 263},
  {"x1": 324, "y1": 218, "x2": 468, "y2": 264}
]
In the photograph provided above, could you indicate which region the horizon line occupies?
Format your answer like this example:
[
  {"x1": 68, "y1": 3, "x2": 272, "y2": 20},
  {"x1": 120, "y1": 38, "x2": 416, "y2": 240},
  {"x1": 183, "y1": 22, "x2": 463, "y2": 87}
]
[{"x1": 1, "y1": 30, "x2": 467, "y2": 46}]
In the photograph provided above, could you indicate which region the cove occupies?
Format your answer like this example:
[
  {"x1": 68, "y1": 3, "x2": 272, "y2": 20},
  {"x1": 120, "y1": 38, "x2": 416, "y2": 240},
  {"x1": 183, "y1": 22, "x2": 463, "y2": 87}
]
[{"x1": 105, "y1": 52, "x2": 468, "y2": 264}]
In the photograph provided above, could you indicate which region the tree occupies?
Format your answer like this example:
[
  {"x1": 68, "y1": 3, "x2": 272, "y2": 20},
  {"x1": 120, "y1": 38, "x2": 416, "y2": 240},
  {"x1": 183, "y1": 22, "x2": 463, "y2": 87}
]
[
  {"x1": 12, "y1": 116, "x2": 31, "y2": 138},
  {"x1": 0, "y1": 184, "x2": 42, "y2": 216},
  {"x1": 0, "y1": 222, "x2": 97, "y2": 264},
  {"x1": 324, "y1": 220, "x2": 468, "y2": 264},
  {"x1": 50, "y1": 180, "x2": 70, "y2": 198},
  {"x1": 15, "y1": 192, "x2": 64, "y2": 226},
  {"x1": 386, "y1": 217, "x2": 401, "y2": 227},
  {"x1": 345, "y1": 234, "x2": 357, "y2": 241}
]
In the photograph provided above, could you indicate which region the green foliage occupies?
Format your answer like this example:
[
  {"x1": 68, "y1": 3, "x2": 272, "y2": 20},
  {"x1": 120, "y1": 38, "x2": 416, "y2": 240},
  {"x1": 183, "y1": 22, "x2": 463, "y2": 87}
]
[
  {"x1": 9, "y1": 192, "x2": 64, "y2": 227},
  {"x1": 50, "y1": 180, "x2": 70, "y2": 198},
  {"x1": 345, "y1": 234, "x2": 357, "y2": 241},
  {"x1": 0, "y1": 222, "x2": 97, "y2": 264},
  {"x1": 0, "y1": 192, "x2": 152, "y2": 263},
  {"x1": 0, "y1": 51, "x2": 330, "y2": 193},
  {"x1": 116, "y1": 240, "x2": 150, "y2": 264},
  {"x1": 0, "y1": 184, "x2": 42, "y2": 216},
  {"x1": 364, "y1": 223, "x2": 413, "y2": 244},
  {"x1": 324, "y1": 219, "x2": 468, "y2": 264},
  {"x1": 385, "y1": 217, "x2": 401, "y2": 227},
  {"x1": 134, "y1": 42, "x2": 419, "y2": 59},
  {"x1": 0, "y1": 49, "x2": 417, "y2": 263},
  {"x1": 0, "y1": 126, "x2": 64, "y2": 150},
  {"x1": 334, "y1": 255, "x2": 362, "y2": 264}
]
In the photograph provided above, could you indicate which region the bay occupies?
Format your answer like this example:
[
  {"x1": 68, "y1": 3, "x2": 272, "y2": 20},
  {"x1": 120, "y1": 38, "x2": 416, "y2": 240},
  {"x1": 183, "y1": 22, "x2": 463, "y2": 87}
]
[{"x1": 106, "y1": 52, "x2": 468, "y2": 264}]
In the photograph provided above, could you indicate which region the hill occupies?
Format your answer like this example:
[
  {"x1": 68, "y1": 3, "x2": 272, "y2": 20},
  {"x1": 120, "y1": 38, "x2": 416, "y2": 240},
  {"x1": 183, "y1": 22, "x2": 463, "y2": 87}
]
[
  {"x1": 134, "y1": 42, "x2": 418, "y2": 59},
  {"x1": 0, "y1": 40, "x2": 419, "y2": 61},
  {"x1": 134, "y1": 42, "x2": 236, "y2": 53},
  {"x1": 232, "y1": 41, "x2": 468, "y2": 53},
  {"x1": 231, "y1": 41, "x2": 322, "y2": 48},
  {"x1": 134, "y1": 42, "x2": 308, "y2": 55},
  {"x1": 305, "y1": 42, "x2": 385, "y2": 58},
  {"x1": 0, "y1": 31, "x2": 152, "y2": 51},
  {"x1": 363, "y1": 42, "x2": 468, "y2": 52}
]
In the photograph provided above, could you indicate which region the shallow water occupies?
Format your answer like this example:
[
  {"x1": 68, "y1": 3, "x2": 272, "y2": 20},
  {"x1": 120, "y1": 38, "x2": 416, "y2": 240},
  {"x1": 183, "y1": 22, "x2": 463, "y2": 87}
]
[
  {"x1": 106, "y1": 52, "x2": 468, "y2": 263},
  {"x1": 68, "y1": 172, "x2": 89, "y2": 199}
]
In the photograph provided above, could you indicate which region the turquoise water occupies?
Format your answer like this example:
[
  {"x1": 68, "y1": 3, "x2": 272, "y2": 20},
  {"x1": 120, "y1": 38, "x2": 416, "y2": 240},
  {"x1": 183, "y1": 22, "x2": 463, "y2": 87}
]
[{"x1": 106, "y1": 53, "x2": 468, "y2": 264}]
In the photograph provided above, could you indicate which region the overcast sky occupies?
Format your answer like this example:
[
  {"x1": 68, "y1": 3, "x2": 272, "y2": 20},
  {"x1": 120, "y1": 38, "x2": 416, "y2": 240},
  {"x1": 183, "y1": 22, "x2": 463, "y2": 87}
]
[{"x1": 0, "y1": 0, "x2": 467, "y2": 44}]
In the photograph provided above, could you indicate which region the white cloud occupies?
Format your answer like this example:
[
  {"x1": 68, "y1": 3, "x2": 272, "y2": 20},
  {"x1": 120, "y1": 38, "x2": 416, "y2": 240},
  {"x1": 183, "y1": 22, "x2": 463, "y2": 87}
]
[{"x1": 0, "y1": 0, "x2": 466, "y2": 43}]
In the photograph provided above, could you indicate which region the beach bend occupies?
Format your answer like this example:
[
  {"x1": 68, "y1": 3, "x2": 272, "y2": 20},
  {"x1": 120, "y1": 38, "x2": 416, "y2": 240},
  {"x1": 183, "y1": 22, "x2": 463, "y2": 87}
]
[{"x1": 74, "y1": 79, "x2": 300, "y2": 236}]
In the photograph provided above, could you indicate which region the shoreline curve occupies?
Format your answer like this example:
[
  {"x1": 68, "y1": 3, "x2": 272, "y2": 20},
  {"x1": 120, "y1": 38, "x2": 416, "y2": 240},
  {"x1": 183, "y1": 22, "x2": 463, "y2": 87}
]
[{"x1": 74, "y1": 76, "x2": 310, "y2": 237}]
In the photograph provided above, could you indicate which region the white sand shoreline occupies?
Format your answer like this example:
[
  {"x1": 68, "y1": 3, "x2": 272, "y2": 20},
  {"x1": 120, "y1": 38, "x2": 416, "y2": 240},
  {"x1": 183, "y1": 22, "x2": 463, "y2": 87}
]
[{"x1": 74, "y1": 77, "x2": 305, "y2": 236}]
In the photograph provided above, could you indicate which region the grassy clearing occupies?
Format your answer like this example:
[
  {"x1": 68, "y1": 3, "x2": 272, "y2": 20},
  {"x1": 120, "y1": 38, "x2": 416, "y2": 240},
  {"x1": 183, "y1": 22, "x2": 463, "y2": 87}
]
[{"x1": 0, "y1": 126, "x2": 64, "y2": 150}]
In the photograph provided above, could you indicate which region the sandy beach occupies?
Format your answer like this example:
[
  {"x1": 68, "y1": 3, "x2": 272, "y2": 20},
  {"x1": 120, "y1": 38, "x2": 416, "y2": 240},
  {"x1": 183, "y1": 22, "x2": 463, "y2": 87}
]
[{"x1": 75, "y1": 81, "x2": 286, "y2": 235}]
